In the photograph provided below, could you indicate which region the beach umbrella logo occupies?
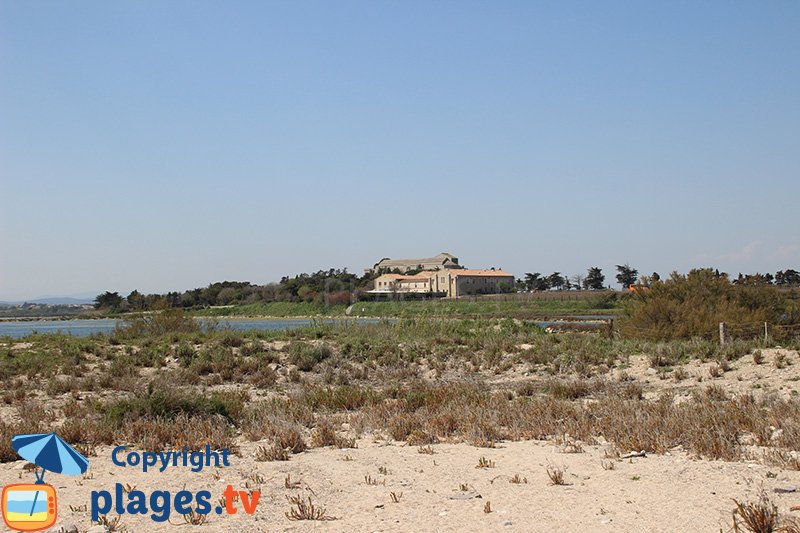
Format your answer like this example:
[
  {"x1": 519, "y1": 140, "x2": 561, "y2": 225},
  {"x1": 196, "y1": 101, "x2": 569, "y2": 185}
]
[{"x1": 2, "y1": 432, "x2": 89, "y2": 532}]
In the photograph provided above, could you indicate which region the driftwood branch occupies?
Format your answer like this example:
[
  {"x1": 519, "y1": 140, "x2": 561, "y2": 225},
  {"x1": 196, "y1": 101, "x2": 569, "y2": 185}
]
[{"x1": 621, "y1": 450, "x2": 647, "y2": 459}]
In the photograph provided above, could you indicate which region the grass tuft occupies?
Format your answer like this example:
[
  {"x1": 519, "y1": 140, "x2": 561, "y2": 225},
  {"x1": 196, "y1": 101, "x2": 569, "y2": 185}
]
[{"x1": 285, "y1": 495, "x2": 337, "y2": 521}]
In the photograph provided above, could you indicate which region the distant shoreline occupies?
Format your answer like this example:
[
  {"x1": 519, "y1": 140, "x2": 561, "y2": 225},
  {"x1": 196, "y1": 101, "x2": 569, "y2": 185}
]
[{"x1": 0, "y1": 314, "x2": 611, "y2": 325}]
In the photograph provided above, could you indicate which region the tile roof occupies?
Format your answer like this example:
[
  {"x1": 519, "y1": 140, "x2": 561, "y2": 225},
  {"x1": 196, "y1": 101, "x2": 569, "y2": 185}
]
[{"x1": 447, "y1": 269, "x2": 514, "y2": 277}]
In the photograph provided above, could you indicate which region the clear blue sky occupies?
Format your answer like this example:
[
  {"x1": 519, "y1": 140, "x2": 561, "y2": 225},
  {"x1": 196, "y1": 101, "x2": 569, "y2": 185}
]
[{"x1": 1, "y1": 1, "x2": 798, "y2": 300}]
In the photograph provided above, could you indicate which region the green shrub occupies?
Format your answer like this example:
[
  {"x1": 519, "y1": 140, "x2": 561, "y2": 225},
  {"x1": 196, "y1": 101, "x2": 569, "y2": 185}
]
[
  {"x1": 288, "y1": 342, "x2": 332, "y2": 371},
  {"x1": 218, "y1": 333, "x2": 244, "y2": 348},
  {"x1": 113, "y1": 307, "x2": 201, "y2": 340},
  {"x1": 543, "y1": 379, "x2": 593, "y2": 400},
  {"x1": 102, "y1": 382, "x2": 246, "y2": 427},
  {"x1": 619, "y1": 269, "x2": 786, "y2": 340},
  {"x1": 302, "y1": 386, "x2": 380, "y2": 411}
]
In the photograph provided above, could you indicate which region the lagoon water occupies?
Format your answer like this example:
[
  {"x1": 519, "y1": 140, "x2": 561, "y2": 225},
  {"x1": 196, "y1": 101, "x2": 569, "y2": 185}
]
[
  {"x1": 0, "y1": 318, "x2": 386, "y2": 339},
  {"x1": 0, "y1": 316, "x2": 611, "y2": 339}
]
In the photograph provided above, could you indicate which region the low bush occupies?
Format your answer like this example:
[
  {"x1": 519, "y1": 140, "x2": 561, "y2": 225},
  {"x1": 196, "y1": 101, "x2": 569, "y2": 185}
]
[
  {"x1": 102, "y1": 382, "x2": 246, "y2": 427},
  {"x1": 113, "y1": 307, "x2": 201, "y2": 340},
  {"x1": 288, "y1": 342, "x2": 332, "y2": 371},
  {"x1": 619, "y1": 269, "x2": 787, "y2": 340},
  {"x1": 302, "y1": 386, "x2": 380, "y2": 411}
]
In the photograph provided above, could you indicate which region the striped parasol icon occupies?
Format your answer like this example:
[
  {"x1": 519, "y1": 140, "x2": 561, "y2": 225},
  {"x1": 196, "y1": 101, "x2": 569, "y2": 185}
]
[
  {"x1": 12, "y1": 433, "x2": 89, "y2": 481},
  {"x1": 10, "y1": 432, "x2": 89, "y2": 520}
]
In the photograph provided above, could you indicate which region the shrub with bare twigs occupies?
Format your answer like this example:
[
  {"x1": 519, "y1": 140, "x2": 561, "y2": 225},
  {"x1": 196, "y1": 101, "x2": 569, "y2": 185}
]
[{"x1": 285, "y1": 495, "x2": 337, "y2": 521}]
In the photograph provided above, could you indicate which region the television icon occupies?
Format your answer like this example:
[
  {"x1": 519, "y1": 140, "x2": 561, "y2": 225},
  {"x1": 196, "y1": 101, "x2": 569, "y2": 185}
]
[{"x1": 1, "y1": 483, "x2": 57, "y2": 532}]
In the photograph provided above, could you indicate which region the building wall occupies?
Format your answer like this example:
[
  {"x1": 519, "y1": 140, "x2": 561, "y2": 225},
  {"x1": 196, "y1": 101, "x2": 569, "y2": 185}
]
[
  {"x1": 373, "y1": 270, "x2": 513, "y2": 297},
  {"x1": 373, "y1": 273, "x2": 433, "y2": 293},
  {"x1": 430, "y1": 272, "x2": 452, "y2": 295},
  {"x1": 373, "y1": 274, "x2": 401, "y2": 291},
  {"x1": 397, "y1": 279, "x2": 431, "y2": 292},
  {"x1": 454, "y1": 275, "x2": 514, "y2": 297},
  {"x1": 430, "y1": 271, "x2": 514, "y2": 298}
]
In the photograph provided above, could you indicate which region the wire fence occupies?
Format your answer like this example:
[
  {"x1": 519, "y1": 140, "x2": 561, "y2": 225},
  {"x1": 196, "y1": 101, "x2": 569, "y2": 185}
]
[
  {"x1": 474, "y1": 291, "x2": 616, "y2": 302},
  {"x1": 612, "y1": 319, "x2": 800, "y2": 344}
]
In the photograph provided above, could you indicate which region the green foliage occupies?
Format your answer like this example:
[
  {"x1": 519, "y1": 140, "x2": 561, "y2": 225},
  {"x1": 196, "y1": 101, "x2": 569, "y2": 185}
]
[
  {"x1": 3, "y1": 317, "x2": 800, "y2": 462},
  {"x1": 288, "y1": 342, "x2": 332, "y2": 371},
  {"x1": 523, "y1": 273, "x2": 549, "y2": 291},
  {"x1": 103, "y1": 381, "x2": 246, "y2": 427},
  {"x1": 619, "y1": 268, "x2": 787, "y2": 339},
  {"x1": 776, "y1": 269, "x2": 800, "y2": 286},
  {"x1": 547, "y1": 272, "x2": 565, "y2": 290},
  {"x1": 190, "y1": 297, "x2": 621, "y2": 319},
  {"x1": 0, "y1": 304, "x2": 85, "y2": 319},
  {"x1": 585, "y1": 267, "x2": 605, "y2": 290},
  {"x1": 126, "y1": 290, "x2": 146, "y2": 310},
  {"x1": 302, "y1": 386, "x2": 381, "y2": 411},
  {"x1": 0, "y1": 335, "x2": 88, "y2": 380},
  {"x1": 82, "y1": 266, "x2": 800, "y2": 320},
  {"x1": 113, "y1": 307, "x2": 201, "y2": 339},
  {"x1": 193, "y1": 301, "x2": 347, "y2": 317},
  {"x1": 94, "y1": 291, "x2": 124, "y2": 310},
  {"x1": 95, "y1": 269, "x2": 368, "y2": 313},
  {"x1": 586, "y1": 291, "x2": 618, "y2": 309},
  {"x1": 615, "y1": 264, "x2": 638, "y2": 289},
  {"x1": 280, "y1": 268, "x2": 361, "y2": 302},
  {"x1": 353, "y1": 299, "x2": 618, "y2": 318}
]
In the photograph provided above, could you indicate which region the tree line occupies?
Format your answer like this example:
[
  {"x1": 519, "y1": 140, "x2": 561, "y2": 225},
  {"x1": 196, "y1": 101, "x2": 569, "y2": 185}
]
[
  {"x1": 94, "y1": 269, "x2": 376, "y2": 311},
  {"x1": 517, "y1": 264, "x2": 645, "y2": 291},
  {"x1": 515, "y1": 266, "x2": 799, "y2": 292},
  {"x1": 93, "y1": 266, "x2": 800, "y2": 311}
]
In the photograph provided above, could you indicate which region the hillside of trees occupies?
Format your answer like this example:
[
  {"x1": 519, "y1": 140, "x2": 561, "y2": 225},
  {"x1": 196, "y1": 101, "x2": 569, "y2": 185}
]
[
  {"x1": 93, "y1": 266, "x2": 800, "y2": 313},
  {"x1": 94, "y1": 269, "x2": 373, "y2": 312},
  {"x1": 516, "y1": 266, "x2": 800, "y2": 292}
]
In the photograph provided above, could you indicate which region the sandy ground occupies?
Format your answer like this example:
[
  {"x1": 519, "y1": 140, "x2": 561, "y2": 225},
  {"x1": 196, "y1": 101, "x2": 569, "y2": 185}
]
[
  {"x1": 2, "y1": 438, "x2": 799, "y2": 533},
  {"x1": 3, "y1": 346, "x2": 799, "y2": 532},
  {"x1": 615, "y1": 348, "x2": 800, "y2": 400}
]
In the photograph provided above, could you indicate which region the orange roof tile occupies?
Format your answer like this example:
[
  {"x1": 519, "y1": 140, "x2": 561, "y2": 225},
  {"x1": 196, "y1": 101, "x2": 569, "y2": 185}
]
[{"x1": 448, "y1": 269, "x2": 514, "y2": 277}]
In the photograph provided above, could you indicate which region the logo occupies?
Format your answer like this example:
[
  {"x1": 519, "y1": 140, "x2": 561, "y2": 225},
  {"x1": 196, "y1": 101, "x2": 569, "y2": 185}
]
[
  {"x1": 2, "y1": 433, "x2": 89, "y2": 532},
  {"x1": 89, "y1": 445, "x2": 260, "y2": 523},
  {"x1": 1, "y1": 484, "x2": 57, "y2": 532},
  {"x1": 3, "y1": 435, "x2": 260, "y2": 529}
]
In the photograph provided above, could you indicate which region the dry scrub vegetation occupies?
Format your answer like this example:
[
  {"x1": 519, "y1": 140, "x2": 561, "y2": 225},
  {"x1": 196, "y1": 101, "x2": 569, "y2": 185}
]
[
  {"x1": 1, "y1": 312, "x2": 799, "y2": 466},
  {"x1": 3, "y1": 308, "x2": 800, "y2": 529}
]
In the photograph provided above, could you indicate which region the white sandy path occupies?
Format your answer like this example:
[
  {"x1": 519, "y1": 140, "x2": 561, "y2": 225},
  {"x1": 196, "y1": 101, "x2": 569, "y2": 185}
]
[{"x1": 2, "y1": 439, "x2": 799, "y2": 532}]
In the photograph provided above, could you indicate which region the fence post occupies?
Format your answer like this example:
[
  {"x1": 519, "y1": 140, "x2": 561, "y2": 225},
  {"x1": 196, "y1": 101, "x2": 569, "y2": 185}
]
[
  {"x1": 719, "y1": 322, "x2": 727, "y2": 346},
  {"x1": 607, "y1": 319, "x2": 614, "y2": 340},
  {"x1": 764, "y1": 322, "x2": 769, "y2": 344}
]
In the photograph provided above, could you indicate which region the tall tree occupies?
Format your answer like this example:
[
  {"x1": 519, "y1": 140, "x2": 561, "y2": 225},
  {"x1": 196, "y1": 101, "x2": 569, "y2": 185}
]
[
  {"x1": 94, "y1": 291, "x2": 123, "y2": 310},
  {"x1": 585, "y1": 267, "x2": 605, "y2": 290},
  {"x1": 734, "y1": 272, "x2": 774, "y2": 285},
  {"x1": 776, "y1": 269, "x2": 800, "y2": 286},
  {"x1": 126, "y1": 290, "x2": 145, "y2": 310},
  {"x1": 615, "y1": 264, "x2": 639, "y2": 289},
  {"x1": 524, "y1": 272, "x2": 549, "y2": 291},
  {"x1": 548, "y1": 272, "x2": 565, "y2": 290}
]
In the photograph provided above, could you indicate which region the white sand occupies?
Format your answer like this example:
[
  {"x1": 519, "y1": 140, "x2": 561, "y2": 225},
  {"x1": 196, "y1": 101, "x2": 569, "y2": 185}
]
[{"x1": 2, "y1": 437, "x2": 798, "y2": 532}]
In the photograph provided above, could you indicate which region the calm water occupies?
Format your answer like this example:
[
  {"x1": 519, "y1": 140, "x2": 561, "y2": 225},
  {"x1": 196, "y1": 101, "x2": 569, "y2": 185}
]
[
  {"x1": 0, "y1": 315, "x2": 612, "y2": 340},
  {"x1": 0, "y1": 318, "x2": 385, "y2": 339}
]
